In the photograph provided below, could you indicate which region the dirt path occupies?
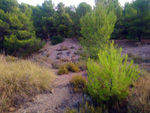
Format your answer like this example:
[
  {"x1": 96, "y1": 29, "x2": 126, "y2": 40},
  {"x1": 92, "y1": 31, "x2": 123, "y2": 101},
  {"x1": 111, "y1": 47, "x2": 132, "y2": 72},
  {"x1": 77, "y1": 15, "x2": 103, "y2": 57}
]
[
  {"x1": 16, "y1": 39, "x2": 85, "y2": 113},
  {"x1": 16, "y1": 39, "x2": 150, "y2": 113}
]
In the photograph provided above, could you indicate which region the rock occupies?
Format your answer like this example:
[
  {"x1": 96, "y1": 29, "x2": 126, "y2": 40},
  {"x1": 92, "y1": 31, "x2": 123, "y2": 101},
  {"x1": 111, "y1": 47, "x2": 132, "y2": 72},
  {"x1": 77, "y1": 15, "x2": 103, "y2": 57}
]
[{"x1": 9, "y1": 107, "x2": 16, "y2": 112}]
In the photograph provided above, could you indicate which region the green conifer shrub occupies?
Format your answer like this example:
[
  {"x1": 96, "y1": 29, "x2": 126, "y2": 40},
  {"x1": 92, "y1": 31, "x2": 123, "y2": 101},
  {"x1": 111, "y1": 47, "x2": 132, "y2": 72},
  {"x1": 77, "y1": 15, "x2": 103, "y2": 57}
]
[
  {"x1": 87, "y1": 42, "x2": 139, "y2": 105},
  {"x1": 51, "y1": 36, "x2": 64, "y2": 45}
]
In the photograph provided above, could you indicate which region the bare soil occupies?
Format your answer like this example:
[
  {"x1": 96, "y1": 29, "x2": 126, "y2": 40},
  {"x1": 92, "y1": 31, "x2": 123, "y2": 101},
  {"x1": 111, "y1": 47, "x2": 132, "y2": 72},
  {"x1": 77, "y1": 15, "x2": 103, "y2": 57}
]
[
  {"x1": 16, "y1": 39, "x2": 85, "y2": 113},
  {"x1": 114, "y1": 40, "x2": 150, "y2": 59}
]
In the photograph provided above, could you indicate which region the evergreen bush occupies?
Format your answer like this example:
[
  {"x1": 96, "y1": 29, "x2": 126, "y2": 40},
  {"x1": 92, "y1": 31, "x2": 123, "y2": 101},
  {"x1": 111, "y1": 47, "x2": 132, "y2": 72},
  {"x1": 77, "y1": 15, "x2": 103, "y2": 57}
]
[
  {"x1": 51, "y1": 36, "x2": 64, "y2": 45},
  {"x1": 87, "y1": 42, "x2": 139, "y2": 105}
]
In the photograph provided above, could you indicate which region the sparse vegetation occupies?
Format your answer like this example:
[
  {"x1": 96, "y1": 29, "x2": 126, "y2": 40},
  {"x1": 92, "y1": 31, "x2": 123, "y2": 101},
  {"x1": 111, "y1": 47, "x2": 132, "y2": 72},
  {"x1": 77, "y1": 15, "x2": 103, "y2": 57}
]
[
  {"x1": 65, "y1": 101, "x2": 104, "y2": 113},
  {"x1": 70, "y1": 75, "x2": 87, "y2": 93},
  {"x1": 0, "y1": 56, "x2": 55, "y2": 112}
]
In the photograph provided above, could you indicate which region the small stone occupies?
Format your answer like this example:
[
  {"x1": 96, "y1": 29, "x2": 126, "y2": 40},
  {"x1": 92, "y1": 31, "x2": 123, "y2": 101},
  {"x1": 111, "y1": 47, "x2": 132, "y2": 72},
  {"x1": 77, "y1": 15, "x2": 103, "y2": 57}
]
[{"x1": 9, "y1": 107, "x2": 16, "y2": 112}]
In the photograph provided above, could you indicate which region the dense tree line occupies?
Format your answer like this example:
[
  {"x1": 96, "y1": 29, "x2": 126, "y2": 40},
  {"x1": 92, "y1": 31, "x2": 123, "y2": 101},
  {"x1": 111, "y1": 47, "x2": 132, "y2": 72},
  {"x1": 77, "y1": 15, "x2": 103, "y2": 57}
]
[{"x1": 0, "y1": 0, "x2": 150, "y2": 56}]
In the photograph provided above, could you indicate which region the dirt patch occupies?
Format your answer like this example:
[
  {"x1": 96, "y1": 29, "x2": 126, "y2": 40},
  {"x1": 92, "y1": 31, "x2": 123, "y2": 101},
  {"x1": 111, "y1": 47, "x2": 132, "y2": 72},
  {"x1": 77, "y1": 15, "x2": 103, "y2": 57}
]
[
  {"x1": 16, "y1": 39, "x2": 85, "y2": 113},
  {"x1": 114, "y1": 40, "x2": 150, "y2": 59}
]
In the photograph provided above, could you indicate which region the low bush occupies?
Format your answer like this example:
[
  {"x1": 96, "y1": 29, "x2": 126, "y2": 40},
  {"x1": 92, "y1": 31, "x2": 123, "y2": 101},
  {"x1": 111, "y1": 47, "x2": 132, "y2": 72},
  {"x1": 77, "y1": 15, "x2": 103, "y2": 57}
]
[
  {"x1": 57, "y1": 62, "x2": 80, "y2": 75},
  {"x1": 87, "y1": 42, "x2": 139, "y2": 106},
  {"x1": 70, "y1": 75, "x2": 87, "y2": 93},
  {"x1": 0, "y1": 56, "x2": 55, "y2": 112},
  {"x1": 57, "y1": 66, "x2": 69, "y2": 75},
  {"x1": 66, "y1": 62, "x2": 80, "y2": 73},
  {"x1": 51, "y1": 36, "x2": 64, "y2": 45}
]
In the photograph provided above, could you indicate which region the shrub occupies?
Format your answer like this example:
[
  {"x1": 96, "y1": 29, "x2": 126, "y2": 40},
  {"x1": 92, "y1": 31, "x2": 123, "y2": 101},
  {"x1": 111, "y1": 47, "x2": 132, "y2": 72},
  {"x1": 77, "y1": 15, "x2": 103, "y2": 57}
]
[
  {"x1": 0, "y1": 56, "x2": 55, "y2": 112},
  {"x1": 66, "y1": 62, "x2": 80, "y2": 73},
  {"x1": 51, "y1": 36, "x2": 64, "y2": 45},
  {"x1": 57, "y1": 66, "x2": 69, "y2": 75},
  {"x1": 87, "y1": 42, "x2": 139, "y2": 105},
  {"x1": 70, "y1": 75, "x2": 87, "y2": 93},
  {"x1": 57, "y1": 62, "x2": 80, "y2": 75}
]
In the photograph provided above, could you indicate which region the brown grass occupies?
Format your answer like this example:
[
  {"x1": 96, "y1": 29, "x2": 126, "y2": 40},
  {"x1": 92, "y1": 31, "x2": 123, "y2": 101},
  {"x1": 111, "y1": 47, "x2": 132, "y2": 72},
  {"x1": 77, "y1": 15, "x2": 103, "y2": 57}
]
[
  {"x1": 127, "y1": 76, "x2": 150, "y2": 113},
  {"x1": 70, "y1": 75, "x2": 87, "y2": 93},
  {"x1": 0, "y1": 55, "x2": 55, "y2": 112}
]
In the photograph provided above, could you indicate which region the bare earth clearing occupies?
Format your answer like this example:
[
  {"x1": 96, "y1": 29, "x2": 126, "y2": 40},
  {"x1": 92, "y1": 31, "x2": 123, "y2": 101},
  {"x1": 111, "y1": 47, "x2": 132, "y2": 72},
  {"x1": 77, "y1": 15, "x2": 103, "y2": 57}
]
[{"x1": 16, "y1": 39, "x2": 150, "y2": 113}]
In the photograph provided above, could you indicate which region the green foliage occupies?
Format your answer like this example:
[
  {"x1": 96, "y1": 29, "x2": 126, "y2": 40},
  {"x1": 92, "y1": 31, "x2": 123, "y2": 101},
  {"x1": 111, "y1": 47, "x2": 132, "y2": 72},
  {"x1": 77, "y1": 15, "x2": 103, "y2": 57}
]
[
  {"x1": 87, "y1": 42, "x2": 139, "y2": 105},
  {"x1": 124, "y1": 0, "x2": 150, "y2": 41},
  {"x1": 0, "y1": 1, "x2": 43, "y2": 56},
  {"x1": 51, "y1": 36, "x2": 64, "y2": 45},
  {"x1": 70, "y1": 75, "x2": 87, "y2": 93},
  {"x1": 80, "y1": 2, "x2": 117, "y2": 59}
]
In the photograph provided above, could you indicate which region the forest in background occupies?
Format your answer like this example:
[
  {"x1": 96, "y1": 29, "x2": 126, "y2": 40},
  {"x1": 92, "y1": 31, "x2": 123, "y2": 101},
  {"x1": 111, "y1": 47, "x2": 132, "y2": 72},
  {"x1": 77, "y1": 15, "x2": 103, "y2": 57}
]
[{"x1": 0, "y1": 0, "x2": 150, "y2": 57}]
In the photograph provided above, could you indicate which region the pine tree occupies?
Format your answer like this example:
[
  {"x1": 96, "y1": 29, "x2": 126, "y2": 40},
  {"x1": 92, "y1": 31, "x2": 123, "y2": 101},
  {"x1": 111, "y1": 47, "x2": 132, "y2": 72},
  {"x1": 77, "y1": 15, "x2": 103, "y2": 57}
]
[{"x1": 80, "y1": 1, "x2": 117, "y2": 59}]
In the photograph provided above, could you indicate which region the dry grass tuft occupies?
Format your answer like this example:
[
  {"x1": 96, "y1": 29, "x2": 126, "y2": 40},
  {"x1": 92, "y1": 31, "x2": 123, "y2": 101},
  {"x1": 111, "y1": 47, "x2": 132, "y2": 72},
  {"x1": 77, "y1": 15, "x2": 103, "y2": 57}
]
[
  {"x1": 0, "y1": 55, "x2": 55, "y2": 112},
  {"x1": 57, "y1": 66, "x2": 69, "y2": 75},
  {"x1": 127, "y1": 76, "x2": 150, "y2": 113},
  {"x1": 70, "y1": 75, "x2": 87, "y2": 93}
]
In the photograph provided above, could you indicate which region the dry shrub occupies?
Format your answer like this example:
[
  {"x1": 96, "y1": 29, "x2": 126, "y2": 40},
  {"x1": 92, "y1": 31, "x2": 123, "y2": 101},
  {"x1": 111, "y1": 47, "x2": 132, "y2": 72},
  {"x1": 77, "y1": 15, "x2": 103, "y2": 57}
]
[
  {"x1": 70, "y1": 75, "x2": 87, "y2": 93},
  {"x1": 57, "y1": 66, "x2": 69, "y2": 75},
  {"x1": 66, "y1": 62, "x2": 80, "y2": 73},
  {"x1": 57, "y1": 62, "x2": 80, "y2": 75},
  {"x1": 0, "y1": 56, "x2": 55, "y2": 112},
  {"x1": 127, "y1": 76, "x2": 150, "y2": 113}
]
